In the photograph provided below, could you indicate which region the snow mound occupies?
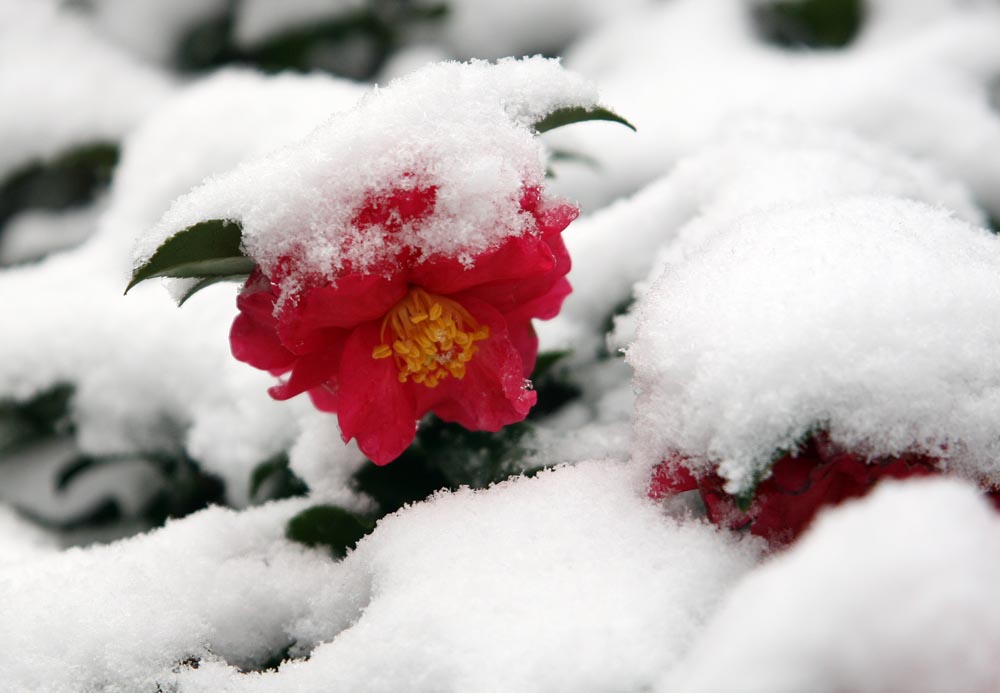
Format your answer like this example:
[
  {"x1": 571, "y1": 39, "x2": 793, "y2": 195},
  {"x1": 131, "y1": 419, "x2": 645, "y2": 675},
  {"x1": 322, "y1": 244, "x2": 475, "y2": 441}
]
[
  {"x1": 668, "y1": 478, "x2": 1000, "y2": 693},
  {"x1": 628, "y1": 195, "x2": 1000, "y2": 493},
  {"x1": 170, "y1": 462, "x2": 762, "y2": 692},
  {"x1": 552, "y1": 0, "x2": 1000, "y2": 214}
]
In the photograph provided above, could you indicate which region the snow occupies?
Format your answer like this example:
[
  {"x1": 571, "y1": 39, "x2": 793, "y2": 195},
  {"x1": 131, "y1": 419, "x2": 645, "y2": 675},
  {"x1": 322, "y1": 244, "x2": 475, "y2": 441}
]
[
  {"x1": 0, "y1": 0, "x2": 172, "y2": 180},
  {"x1": 437, "y1": 0, "x2": 654, "y2": 61},
  {"x1": 551, "y1": 0, "x2": 1000, "y2": 214},
  {"x1": 138, "y1": 58, "x2": 600, "y2": 300},
  {"x1": 78, "y1": 0, "x2": 227, "y2": 65},
  {"x1": 0, "y1": 498, "x2": 345, "y2": 692},
  {"x1": 0, "y1": 202, "x2": 105, "y2": 265},
  {"x1": 628, "y1": 195, "x2": 1000, "y2": 494},
  {"x1": 547, "y1": 117, "x2": 982, "y2": 357},
  {"x1": 3, "y1": 1, "x2": 1000, "y2": 690},
  {"x1": 667, "y1": 478, "x2": 1000, "y2": 693},
  {"x1": 0, "y1": 71, "x2": 367, "y2": 505},
  {"x1": 170, "y1": 463, "x2": 759, "y2": 692}
]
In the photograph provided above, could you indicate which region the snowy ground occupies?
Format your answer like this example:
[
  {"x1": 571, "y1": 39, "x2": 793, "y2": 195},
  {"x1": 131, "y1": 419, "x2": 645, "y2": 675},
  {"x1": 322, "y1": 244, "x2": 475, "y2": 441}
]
[{"x1": 2, "y1": 0, "x2": 1000, "y2": 691}]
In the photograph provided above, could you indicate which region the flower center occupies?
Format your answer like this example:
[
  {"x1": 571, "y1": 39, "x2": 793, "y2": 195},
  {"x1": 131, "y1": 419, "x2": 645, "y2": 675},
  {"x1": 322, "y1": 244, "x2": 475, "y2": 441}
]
[{"x1": 371, "y1": 287, "x2": 489, "y2": 388}]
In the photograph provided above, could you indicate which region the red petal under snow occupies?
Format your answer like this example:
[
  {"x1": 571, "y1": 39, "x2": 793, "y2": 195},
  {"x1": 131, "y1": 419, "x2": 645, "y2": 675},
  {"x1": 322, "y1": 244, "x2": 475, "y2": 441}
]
[
  {"x1": 505, "y1": 318, "x2": 539, "y2": 378},
  {"x1": 230, "y1": 271, "x2": 296, "y2": 371},
  {"x1": 336, "y1": 321, "x2": 418, "y2": 465},
  {"x1": 277, "y1": 273, "x2": 408, "y2": 354},
  {"x1": 230, "y1": 311, "x2": 295, "y2": 372},
  {"x1": 268, "y1": 331, "x2": 348, "y2": 402},
  {"x1": 648, "y1": 458, "x2": 699, "y2": 499},
  {"x1": 421, "y1": 299, "x2": 536, "y2": 431},
  {"x1": 519, "y1": 188, "x2": 579, "y2": 237},
  {"x1": 454, "y1": 233, "x2": 571, "y2": 317},
  {"x1": 408, "y1": 234, "x2": 556, "y2": 298}
]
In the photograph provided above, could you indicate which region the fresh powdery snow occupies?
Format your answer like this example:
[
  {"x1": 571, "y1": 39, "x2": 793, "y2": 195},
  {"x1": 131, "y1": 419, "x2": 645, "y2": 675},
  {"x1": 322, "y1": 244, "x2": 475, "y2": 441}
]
[
  {"x1": 0, "y1": 0, "x2": 172, "y2": 180},
  {"x1": 139, "y1": 58, "x2": 600, "y2": 299},
  {"x1": 666, "y1": 479, "x2": 1000, "y2": 693},
  {"x1": 3, "y1": 2, "x2": 1000, "y2": 692},
  {"x1": 549, "y1": 0, "x2": 1000, "y2": 213},
  {"x1": 628, "y1": 195, "x2": 1000, "y2": 494},
  {"x1": 0, "y1": 71, "x2": 368, "y2": 506}
]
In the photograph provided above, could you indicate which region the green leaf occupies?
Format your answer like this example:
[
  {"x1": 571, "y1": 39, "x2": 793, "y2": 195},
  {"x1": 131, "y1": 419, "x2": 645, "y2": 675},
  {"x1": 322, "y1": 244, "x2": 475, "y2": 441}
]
[
  {"x1": 0, "y1": 142, "x2": 119, "y2": 231},
  {"x1": 126, "y1": 219, "x2": 253, "y2": 293},
  {"x1": 0, "y1": 384, "x2": 74, "y2": 455},
  {"x1": 753, "y1": 0, "x2": 863, "y2": 49},
  {"x1": 250, "y1": 454, "x2": 308, "y2": 503},
  {"x1": 533, "y1": 106, "x2": 636, "y2": 135},
  {"x1": 287, "y1": 505, "x2": 373, "y2": 558},
  {"x1": 532, "y1": 350, "x2": 572, "y2": 381},
  {"x1": 177, "y1": 274, "x2": 250, "y2": 306}
]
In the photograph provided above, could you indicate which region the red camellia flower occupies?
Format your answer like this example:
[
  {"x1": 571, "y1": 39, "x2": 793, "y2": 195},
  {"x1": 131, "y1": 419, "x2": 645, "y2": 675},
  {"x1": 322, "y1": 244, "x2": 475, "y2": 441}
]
[
  {"x1": 229, "y1": 184, "x2": 578, "y2": 465},
  {"x1": 648, "y1": 432, "x2": 1000, "y2": 546}
]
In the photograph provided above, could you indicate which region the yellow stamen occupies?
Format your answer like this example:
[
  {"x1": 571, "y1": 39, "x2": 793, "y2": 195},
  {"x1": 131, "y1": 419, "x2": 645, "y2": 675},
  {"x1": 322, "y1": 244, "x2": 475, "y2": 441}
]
[{"x1": 372, "y1": 287, "x2": 489, "y2": 387}]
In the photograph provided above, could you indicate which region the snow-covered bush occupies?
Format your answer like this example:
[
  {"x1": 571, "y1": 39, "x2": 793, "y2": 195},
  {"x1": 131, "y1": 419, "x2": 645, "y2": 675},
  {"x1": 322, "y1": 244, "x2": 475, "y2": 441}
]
[{"x1": 3, "y1": 0, "x2": 1000, "y2": 690}]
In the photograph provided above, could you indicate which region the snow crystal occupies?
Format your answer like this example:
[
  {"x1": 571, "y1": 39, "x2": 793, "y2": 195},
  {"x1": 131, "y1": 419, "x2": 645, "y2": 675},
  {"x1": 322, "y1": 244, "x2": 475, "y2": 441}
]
[
  {"x1": 0, "y1": 0, "x2": 172, "y2": 180},
  {"x1": 667, "y1": 478, "x2": 1000, "y2": 693},
  {"x1": 138, "y1": 58, "x2": 600, "y2": 299},
  {"x1": 552, "y1": 0, "x2": 1000, "y2": 214},
  {"x1": 166, "y1": 462, "x2": 761, "y2": 692},
  {"x1": 628, "y1": 196, "x2": 1000, "y2": 493}
]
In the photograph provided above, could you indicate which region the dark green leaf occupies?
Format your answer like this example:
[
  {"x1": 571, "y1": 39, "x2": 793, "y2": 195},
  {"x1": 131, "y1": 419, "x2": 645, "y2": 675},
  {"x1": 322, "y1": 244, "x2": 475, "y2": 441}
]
[
  {"x1": 352, "y1": 450, "x2": 453, "y2": 515},
  {"x1": 287, "y1": 505, "x2": 373, "y2": 558},
  {"x1": 753, "y1": 0, "x2": 863, "y2": 49},
  {"x1": 0, "y1": 384, "x2": 74, "y2": 455},
  {"x1": 250, "y1": 454, "x2": 308, "y2": 502},
  {"x1": 177, "y1": 274, "x2": 250, "y2": 306},
  {"x1": 532, "y1": 350, "x2": 572, "y2": 381},
  {"x1": 548, "y1": 148, "x2": 600, "y2": 170},
  {"x1": 55, "y1": 455, "x2": 102, "y2": 492},
  {"x1": 16, "y1": 497, "x2": 123, "y2": 532},
  {"x1": 126, "y1": 219, "x2": 253, "y2": 293},
  {"x1": 533, "y1": 106, "x2": 636, "y2": 135},
  {"x1": 0, "y1": 143, "x2": 118, "y2": 232}
]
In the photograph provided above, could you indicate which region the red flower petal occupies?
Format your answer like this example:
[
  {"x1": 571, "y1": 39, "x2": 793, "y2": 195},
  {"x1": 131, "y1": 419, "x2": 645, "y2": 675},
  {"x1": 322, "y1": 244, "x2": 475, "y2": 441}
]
[
  {"x1": 519, "y1": 187, "x2": 579, "y2": 237},
  {"x1": 336, "y1": 321, "x2": 418, "y2": 465},
  {"x1": 230, "y1": 312, "x2": 295, "y2": 372},
  {"x1": 277, "y1": 273, "x2": 408, "y2": 354},
  {"x1": 268, "y1": 332, "x2": 348, "y2": 401},
  {"x1": 409, "y1": 234, "x2": 556, "y2": 297},
  {"x1": 421, "y1": 299, "x2": 536, "y2": 431},
  {"x1": 353, "y1": 184, "x2": 437, "y2": 232},
  {"x1": 231, "y1": 270, "x2": 296, "y2": 371},
  {"x1": 454, "y1": 234, "x2": 571, "y2": 316}
]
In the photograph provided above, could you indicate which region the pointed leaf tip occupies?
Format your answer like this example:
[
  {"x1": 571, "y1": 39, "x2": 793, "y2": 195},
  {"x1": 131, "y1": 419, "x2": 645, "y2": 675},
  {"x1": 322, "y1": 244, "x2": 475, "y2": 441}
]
[
  {"x1": 126, "y1": 219, "x2": 253, "y2": 295},
  {"x1": 533, "y1": 106, "x2": 636, "y2": 135}
]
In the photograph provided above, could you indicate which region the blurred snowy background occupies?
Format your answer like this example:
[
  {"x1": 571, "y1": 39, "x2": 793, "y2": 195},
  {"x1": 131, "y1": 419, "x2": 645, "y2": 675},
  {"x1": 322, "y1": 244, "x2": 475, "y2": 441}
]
[{"x1": 2, "y1": 0, "x2": 1000, "y2": 691}]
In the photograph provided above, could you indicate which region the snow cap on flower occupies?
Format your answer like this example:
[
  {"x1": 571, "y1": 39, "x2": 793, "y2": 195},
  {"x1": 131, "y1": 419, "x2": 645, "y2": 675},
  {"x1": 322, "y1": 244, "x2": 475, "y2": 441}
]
[
  {"x1": 137, "y1": 57, "x2": 599, "y2": 297},
  {"x1": 132, "y1": 58, "x2": 605, "y2": 465},
  {"x1": 628, "y1": 196, "x2": 1000, "y2": 495}
]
